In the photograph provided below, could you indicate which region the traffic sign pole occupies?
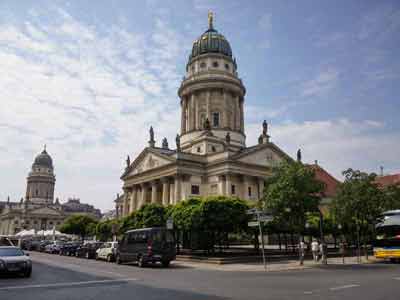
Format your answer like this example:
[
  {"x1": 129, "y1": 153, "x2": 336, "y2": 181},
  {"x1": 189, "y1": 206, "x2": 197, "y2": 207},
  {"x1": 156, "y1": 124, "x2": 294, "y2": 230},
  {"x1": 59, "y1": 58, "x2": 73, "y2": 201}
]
[{"x1": 257, "y1": 211, "x2": 267, "y2": 271}]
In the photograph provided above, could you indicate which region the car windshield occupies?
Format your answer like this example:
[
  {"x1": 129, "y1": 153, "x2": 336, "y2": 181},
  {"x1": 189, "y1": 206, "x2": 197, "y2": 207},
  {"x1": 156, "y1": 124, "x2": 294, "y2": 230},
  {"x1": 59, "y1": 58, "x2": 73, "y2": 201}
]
[{"x1": 0, "y1": 248, "x2": 25, "y2": 257}]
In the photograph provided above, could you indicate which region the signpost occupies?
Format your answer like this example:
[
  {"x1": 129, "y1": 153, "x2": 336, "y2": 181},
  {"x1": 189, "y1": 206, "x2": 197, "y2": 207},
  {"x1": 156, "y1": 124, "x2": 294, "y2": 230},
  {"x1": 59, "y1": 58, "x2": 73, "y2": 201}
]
[
  {"x1": 166, "y1": 217, "x2": 174, "y2": 230},
  {"x1": 247, "y1": 209, "x2": 273, "y2": 271}
]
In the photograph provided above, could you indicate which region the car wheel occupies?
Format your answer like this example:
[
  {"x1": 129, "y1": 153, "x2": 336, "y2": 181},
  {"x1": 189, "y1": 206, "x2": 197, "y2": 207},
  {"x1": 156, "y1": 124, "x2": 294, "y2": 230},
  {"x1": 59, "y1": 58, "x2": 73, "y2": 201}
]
[
  {"x1": 161, "y1": 260, "x2": 170, "y2": 268},
  {"x1": 138, "y1": 256, "x2": 146, "y2": 268},
  {"x1": 24, "y1": 268, "x2": 32, "y2": 278},
  {"x1": 116, "y1": 254, "x2": 122, "y2": 264}
]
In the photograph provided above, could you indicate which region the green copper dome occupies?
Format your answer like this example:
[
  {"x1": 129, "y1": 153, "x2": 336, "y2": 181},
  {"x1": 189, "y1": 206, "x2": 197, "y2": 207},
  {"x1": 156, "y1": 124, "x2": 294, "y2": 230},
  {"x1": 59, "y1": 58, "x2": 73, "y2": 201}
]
[{"x1": 188, "y1": 12, "x2": 233, "y2": 64}]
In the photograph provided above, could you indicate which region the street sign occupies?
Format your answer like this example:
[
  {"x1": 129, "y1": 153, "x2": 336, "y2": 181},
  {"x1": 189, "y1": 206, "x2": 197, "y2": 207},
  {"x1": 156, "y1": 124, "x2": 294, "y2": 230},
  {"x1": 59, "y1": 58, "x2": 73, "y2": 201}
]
[
  {"x1": 258, "y1": 214, "x2": 273, "y2": 222},
  {"x1": 246, "y1": 208, "x2": 259, "y2": 215},
  {"x1": 166, "y1": 218, "x2": 174, "y2": 230},
  {"x1": 248, "y1": 221, "x2": 260, "y2": 227}
]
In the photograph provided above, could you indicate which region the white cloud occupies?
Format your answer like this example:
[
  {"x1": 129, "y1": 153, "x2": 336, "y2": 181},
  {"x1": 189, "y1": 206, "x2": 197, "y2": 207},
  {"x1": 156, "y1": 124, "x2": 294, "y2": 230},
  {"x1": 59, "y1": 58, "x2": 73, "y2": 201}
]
[
  {"x1": 301, "y1": 68, "x2": 339, "y2": 97},
  {"x1": 246, "y1": 118, "x2": 400, "y2": 179},
  {"x1": 0, "y1": 8, "x2": 182, "y2": 211}
]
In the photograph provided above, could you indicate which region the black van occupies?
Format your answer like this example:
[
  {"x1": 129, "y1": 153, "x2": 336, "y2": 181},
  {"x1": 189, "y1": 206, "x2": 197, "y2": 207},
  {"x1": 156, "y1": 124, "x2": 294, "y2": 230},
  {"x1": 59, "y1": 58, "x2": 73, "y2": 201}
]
[{"x1": 116, "y1": 227, "x2": 176, "y2": 267}]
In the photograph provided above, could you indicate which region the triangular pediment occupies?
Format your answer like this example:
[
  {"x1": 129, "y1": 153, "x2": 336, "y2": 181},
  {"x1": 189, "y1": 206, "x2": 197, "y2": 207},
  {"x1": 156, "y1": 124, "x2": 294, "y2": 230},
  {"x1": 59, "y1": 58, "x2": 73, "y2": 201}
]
[
  {"x1": 127, "y1": 148, "x2": 175, "y2": 176},
  {"x1": 234, "y1": 143, "x2": 290, "y2": 167},
  {"x1": 29, "y1": 206, "x2": 63, "y2": 216}
]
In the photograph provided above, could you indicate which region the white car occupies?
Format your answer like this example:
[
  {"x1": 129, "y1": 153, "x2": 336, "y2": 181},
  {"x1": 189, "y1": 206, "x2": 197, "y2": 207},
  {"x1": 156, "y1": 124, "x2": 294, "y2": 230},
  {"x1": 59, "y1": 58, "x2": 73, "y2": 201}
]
[{"x1": 95, "y1": 242, "x2": 118, "y2": 262}]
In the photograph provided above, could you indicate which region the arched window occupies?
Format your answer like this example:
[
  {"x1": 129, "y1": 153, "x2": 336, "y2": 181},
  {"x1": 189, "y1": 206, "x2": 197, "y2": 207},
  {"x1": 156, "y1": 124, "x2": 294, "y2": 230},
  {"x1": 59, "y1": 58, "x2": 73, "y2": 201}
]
[
  {"x1": 200, "y1": 62, "x2": 206, "y2": 69},
  {"x1": 36, "y1": 189, "x2": 39, "y2": 196},
  {"x1": 213, "y1": 61, "x2": 219, "y2": 68},
  {"x1": 212, "y1": 112, "x2": 220, "y2": 127}
]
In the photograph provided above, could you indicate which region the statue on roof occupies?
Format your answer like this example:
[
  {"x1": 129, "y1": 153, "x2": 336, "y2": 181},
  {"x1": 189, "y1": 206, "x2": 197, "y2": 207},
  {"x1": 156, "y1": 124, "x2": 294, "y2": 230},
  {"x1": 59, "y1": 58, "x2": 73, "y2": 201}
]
[
  {"x1": 126, "y1": 155, "x2": 131, "y2": 168},
  {"x1": 204, "y1": 118, "x2": 211, "y2": 131},
  {"x1": 262, "y1": 120, "x2": 268, "y2": 135},
  {"x1": 297, "y1": 149, "x2": 302, "y2": 162},
  {"x1": 162, "y1": 137, "x2": 169, "y2": 149},
  {"x1": 225, "y1": 132, "x2": 231, "y2": 144},
  {"x1": 149, "y1": 126, "x2": 155, "y2": 147},
  {"x1": 176, "y1": 134, "x2": 181, "y2": 152}
]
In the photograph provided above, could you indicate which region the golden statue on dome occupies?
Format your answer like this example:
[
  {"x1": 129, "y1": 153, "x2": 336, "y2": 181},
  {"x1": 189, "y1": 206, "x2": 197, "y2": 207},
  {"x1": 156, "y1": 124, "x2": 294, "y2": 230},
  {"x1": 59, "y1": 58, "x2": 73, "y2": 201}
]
[{"x1": 208, "y1": 11, "x2": 214, "y2": 29}]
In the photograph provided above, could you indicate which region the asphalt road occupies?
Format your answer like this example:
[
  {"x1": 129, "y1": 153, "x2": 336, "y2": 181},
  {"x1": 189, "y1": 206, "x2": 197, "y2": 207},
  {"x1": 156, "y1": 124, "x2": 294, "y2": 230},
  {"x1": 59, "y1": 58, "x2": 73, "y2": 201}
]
[{"x1": 1, "y1": 252, "x2": 400, "y2": 300}]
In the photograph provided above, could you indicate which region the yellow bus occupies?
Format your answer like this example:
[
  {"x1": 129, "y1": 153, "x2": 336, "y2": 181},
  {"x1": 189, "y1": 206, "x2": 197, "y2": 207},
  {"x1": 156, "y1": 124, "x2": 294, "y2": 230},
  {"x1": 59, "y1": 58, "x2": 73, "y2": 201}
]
[{"x1": 373, "y1": 210, "x2": 400, "y2": 261}]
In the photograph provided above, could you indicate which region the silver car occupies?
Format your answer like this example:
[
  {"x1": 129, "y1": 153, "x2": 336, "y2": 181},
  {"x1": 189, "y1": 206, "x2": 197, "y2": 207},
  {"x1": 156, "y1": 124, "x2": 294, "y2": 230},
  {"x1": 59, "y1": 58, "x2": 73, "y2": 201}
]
[{"x1": 0, "y1": 246, "x2": 32, "y2": 277}]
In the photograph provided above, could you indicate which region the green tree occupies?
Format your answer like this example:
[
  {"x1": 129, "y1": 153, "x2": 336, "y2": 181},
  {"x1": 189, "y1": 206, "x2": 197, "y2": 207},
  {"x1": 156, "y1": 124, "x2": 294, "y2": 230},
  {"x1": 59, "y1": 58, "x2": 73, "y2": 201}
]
[
  {"x1": 96, "y1": 220, "x2": 120, "y2": 241},
  {"x1": 263, "y1": 161, "x2": 325, "y2": 239},
  {"x1": 331, "y1": 169, "x2": 385, "y2": 257},
  {"x1": 382, "y1": 184, "x2": 400, "y2": 211},
  {"x1": 59, "y1": 214, "x2": 98, "y2": 241}
]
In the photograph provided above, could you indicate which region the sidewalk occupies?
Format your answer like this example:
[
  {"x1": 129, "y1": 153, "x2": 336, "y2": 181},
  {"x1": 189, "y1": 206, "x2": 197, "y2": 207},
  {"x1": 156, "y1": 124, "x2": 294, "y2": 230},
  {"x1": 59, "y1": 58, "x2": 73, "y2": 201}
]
[{"x1": 174, "y1": 255, "x2": 376, "y2": 272}]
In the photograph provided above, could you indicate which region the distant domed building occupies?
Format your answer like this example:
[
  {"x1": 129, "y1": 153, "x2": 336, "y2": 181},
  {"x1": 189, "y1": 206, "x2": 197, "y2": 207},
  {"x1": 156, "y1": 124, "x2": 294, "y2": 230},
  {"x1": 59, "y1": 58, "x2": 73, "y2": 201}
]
[
  {"x1": 117, "y1": 13, "x2": 292, "y2": 217},
  {"x1": 0, "y1": 147, "x2": 102, "y2": 235}
]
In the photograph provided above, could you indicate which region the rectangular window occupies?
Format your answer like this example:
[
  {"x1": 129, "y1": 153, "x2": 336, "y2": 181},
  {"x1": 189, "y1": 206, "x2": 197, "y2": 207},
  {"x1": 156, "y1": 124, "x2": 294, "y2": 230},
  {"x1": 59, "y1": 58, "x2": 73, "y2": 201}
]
[
  {"x1": 231, "y1": 184, "x2": 236, "y2": 195},
  {"x1": 191, "y1": 185, "x2": 200, "y2": 195},
  {"x1": 248, "y1": 186, "x2": 252, "y2": 197},
  {"x1": 212, "y1": 112, "x2": 220, "y2": 127}
]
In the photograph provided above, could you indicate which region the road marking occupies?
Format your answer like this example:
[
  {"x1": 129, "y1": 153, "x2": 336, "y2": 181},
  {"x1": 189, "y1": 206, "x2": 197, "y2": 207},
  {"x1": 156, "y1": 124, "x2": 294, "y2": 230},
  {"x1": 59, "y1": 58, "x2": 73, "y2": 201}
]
[
  {"x1": 393, "y1": 277, "x2": 400, "y2": 280},
  {"x1": 0, "y1": 278, "x2": 138, "y2": 291},
  {"x1": 329, "y1": 284, "x2": 360, "y2": 291}
]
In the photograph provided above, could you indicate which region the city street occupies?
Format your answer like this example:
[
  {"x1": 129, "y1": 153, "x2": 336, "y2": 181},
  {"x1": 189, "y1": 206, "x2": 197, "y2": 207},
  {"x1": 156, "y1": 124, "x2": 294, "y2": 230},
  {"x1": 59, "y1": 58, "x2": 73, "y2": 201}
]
[{"x1": 1, "y1": 252, "x2": 400, "y2": 299}]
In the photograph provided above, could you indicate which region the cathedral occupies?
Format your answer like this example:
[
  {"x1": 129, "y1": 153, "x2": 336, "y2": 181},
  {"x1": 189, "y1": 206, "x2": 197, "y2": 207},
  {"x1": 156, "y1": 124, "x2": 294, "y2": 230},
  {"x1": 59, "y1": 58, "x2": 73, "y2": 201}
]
[
  {"x1": 117, "y1": 14, "x2": 291, "y2": 217},
  {"x1": 0, "y1": 147, "x2": 101, "y2": 235}
]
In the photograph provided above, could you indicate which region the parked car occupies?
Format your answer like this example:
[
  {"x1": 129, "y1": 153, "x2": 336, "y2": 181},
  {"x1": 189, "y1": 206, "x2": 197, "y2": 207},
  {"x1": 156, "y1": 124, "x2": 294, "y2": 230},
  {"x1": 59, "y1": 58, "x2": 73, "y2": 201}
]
[
  {"x1": 38, "y1": 240, "x2": 52, "y2": 252},
  {"x1": 23, "y1": 240, "x2": 41, "y2": 251},
  {"x1": 96, "y1": 241, "x2": 118, "y2": 262},
  {"x1": 44, "y1": 241, "x2": 64, "y2": 254},
  {"x1": 75, "y1": 242, "x2": 103, "y2": 259},
  {"x1": 0, "y1": 246, "x2": 32, "y2": 277},
  {"x1": 0, "y1": 236, "x2": 14, "y2": 246},
  {"x1": 59, "y1": 242, "x2": 81, "y2": 256},
  {"x1": 116, "y1": 227, "x2": 176, "y2": 267}
]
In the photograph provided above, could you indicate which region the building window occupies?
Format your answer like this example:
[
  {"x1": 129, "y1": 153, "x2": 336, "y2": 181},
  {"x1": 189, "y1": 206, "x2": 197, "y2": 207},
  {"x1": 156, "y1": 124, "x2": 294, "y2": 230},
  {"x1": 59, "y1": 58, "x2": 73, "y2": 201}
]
[
  {"x1": 36, "y1": 189, "x2": 39, "y2": 196},
  {"x1": 25, "y1": 220, "x2": 30, "y2": 225},
  {"x1": 200, "y1": 62, "x2": 206, "y2": 69},
  {"x1": 14, "y1": 220, "x2": 19, "y2": 225},
  {"x1": 191, "y1": 185, "x2": 200, "y2": 195},
  {"x1": 248, "y1": 187, "x2": 252, "y2": 197},
  {"x1": 49, "y1": 221, "x2": 53, "y2": 225},
  {"x1": 212, "y1": 112, "x2": 220, "y2": 127},
  {"x1": 57, "y1": 222, "x2": 60, "y2": 225},
  {"x1": 225, "y1": 63, "x2": 230, "y2": 70},
  {"x1": 197, "y1": 147, "x2": 201, "y2": 153},
  {"x1": 231, "y1": 185, "x2": 236, "y2": 195},
  {"x1": 33, "y1": 220, "x2": 38, "y2": 225},
  {"x1": 213, "y1": 61, "x2": 219, "y2": 68},
  {"x1": 211, "y1": 146, "x2": 216, "y2": 152}
]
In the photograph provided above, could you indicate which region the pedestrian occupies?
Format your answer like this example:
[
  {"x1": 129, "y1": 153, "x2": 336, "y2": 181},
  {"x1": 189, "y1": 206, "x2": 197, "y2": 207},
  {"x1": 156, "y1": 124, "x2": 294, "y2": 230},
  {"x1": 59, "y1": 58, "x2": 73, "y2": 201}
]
[
  {"x1": 299, "y1": 239, "x2": 306, "y2": 265},
  {"x1": 311, "y1": 239, "x2": 319, "y2": 262}
]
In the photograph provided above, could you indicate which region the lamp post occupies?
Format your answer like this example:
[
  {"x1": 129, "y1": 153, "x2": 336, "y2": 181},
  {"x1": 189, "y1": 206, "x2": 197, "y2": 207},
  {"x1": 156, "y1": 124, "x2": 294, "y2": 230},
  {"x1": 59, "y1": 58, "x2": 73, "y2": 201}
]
[
  {"x1": 338, "y1": 224, "x2": 345, "y2": 264},
  {"x1": 319, "y1": 209, "x2": 327, "y2": 265}
]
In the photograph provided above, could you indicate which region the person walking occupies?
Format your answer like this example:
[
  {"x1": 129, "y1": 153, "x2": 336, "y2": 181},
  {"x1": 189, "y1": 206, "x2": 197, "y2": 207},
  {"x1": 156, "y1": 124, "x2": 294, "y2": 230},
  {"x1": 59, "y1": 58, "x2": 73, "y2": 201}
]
[{"x1": 311, "y1": 239, "x2": 319, "y2": 262}]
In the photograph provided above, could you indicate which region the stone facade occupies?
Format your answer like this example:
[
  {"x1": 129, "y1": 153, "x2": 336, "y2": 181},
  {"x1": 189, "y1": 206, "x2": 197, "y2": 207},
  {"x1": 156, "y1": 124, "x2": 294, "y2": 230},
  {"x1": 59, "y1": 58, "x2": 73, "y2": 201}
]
[
  {"x1": 0, "y1": 147, "x2": 102, "y2": 235},
  {"x1": 118, "y1": 15, "x2": 291, "y2": 217}
]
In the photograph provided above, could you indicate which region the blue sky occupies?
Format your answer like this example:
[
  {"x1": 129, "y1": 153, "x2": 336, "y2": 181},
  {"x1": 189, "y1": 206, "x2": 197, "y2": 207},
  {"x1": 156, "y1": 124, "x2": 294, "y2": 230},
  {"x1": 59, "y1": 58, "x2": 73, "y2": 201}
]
[{"x1": 0, "y1": 0, "x2": 399, "y2": 211}]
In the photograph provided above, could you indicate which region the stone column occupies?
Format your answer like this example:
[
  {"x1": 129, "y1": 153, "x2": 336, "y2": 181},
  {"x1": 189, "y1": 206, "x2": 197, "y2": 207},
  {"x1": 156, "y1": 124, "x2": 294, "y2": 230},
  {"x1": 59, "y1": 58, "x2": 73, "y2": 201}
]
[
  {"x1": 206, "y1": 91, "x2": 211, "y2": 121},
  {"x1": 190, "y1": 94, "x2": 195, "y2": 131},
  {"x1": 218, "y1": 175, "x2": 225, "y2": 195},
  {"x1": 129, "y1": 186, "x2": 137, "y2": 212},
  {"x1": 232, "y1": 95, "x2": 240, "y2": 130},
  {"x1": 258, "y1": 178, "x2": 265, "y2": 200},
  {"x1": 162, "y1": 178, "x2": 170, "y2": 206},
  {"x1": 151, "y1": 181, "x2": 158, "y2": 204},
  {"x1": 140, "y1": 183, "x2": 147, "y2": 206},
  {"x1": 174, "y1": 175, "x2": 181, "y2": 204},
  {"x1": 181, "y1": 99, "x2": 185, "y2": 134},
  {"x1": 123, "y1": 193, "x2": 130, "y2": 216},
  {"x1": 240, "y1": 97, "x2": 244, "y2": 132},
  {"x1": 225, "y1": 175, "x2": 231, "y2": 196},
  {"x1": 222, "y1": 89, "x2": 227, "y2": 128}
]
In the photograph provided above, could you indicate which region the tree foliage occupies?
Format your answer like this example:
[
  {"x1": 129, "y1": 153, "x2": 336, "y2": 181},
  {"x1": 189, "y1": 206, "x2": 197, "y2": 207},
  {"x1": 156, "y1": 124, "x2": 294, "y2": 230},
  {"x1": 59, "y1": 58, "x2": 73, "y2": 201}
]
[
  {"x1": 59, "y1": 214, "x2": 98, "y2": 240},
  {"x1": 262, "y1": 161, "x2": 325, "y2": 234}
]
